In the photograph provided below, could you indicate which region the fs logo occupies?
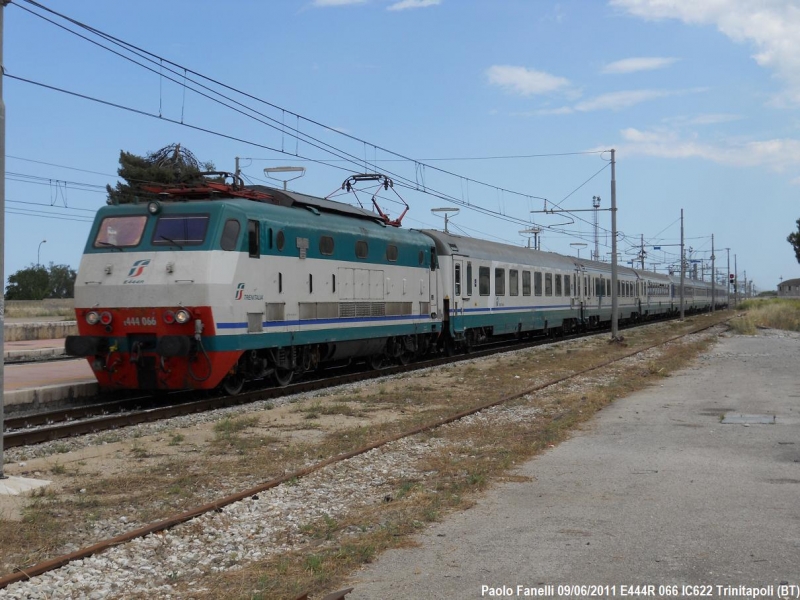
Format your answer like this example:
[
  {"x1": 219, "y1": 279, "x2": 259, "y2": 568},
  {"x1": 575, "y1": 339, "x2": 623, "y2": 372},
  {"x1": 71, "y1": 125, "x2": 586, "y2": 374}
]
[
  {"x1": 234, "y1": 283, "x2": 245, "y2": 300},
  {"x1": 127, "y1": 259, "x2": 151, "y2": 278}
]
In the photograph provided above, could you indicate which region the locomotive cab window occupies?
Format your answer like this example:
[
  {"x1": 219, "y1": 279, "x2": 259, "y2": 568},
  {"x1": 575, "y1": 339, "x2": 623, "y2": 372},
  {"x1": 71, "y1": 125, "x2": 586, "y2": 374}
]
[
  {"x1": 152, "y1": 214, "x2": 209, "y2": 247},
  {"x1": 220, "y1": 219, "x2": 240, "y2": 251},
  {"x1": 247, "y1": 220, "x2": 260, "y2": 258},
  {"x1": 319, "y1": 236, "x2": 335, "y2": 256},
  {"x1": 94, "y1": 215, "x2": 147, "y2": 248}
]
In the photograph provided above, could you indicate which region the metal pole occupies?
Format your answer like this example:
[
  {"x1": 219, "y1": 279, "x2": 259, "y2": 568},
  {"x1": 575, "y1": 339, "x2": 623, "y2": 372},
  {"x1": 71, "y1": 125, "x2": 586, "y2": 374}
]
[
  {"x1": 711, "y1": 234, "x2": 715, "y2": 313},
  {"x1": 610, "y1": 149, "x2": 619, "y2": 340},
  {"x1": 680, "y1": 209, "x2": 685, "y2": 320},
  {"x1": 726, "y1": 248, "x2": 730, "y2": 305},
  {"x1": 640, "y1": 233, "x2": 645, "y2": 270},
  {"x1": 1, "y1": 0, "x2": 8, "y2": 479},
  {"x1": 734, "y1": 254, "x2": 738, "y2": 307}
]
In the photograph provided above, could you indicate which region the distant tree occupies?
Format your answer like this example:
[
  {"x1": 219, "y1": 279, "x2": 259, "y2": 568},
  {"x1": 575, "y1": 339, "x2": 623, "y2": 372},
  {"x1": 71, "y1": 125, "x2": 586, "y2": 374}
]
[
  {"x1": 106, "y1": 143, "x2": 215, "y2": 205},
  {"x1": 5, "y1": 263, "x2": 77, "y2": 300},
  {"x1": 788, "y1": 218, "x2": 800, "y2": 264},
  {"x1": 47, "y1": 263, "x2": 78, "y2": 298}
]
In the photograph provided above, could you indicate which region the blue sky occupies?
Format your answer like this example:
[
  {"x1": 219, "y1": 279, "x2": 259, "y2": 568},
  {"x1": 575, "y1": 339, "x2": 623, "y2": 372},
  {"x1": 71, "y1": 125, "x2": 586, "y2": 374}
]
[{"x1": 4, "y1": 0, "x2": 800, "y2": 291}]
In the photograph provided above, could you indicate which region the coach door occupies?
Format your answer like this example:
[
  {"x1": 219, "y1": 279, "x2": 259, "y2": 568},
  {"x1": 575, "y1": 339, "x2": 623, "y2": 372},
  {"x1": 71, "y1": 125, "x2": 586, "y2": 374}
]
[
  {"x1": 574, "y1": 265, "x2": 586, "y2": 323},
  {"x1": 429, "y1": 246, "x2": 440, "y2": 320},
  {"x1": 452, "y1": 259, "x2": 465, "y2": 334}
]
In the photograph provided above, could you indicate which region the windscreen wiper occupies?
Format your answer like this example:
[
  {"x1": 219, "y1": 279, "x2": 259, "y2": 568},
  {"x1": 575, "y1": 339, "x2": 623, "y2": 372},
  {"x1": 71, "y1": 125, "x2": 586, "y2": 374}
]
[
  {"x1": 159, "y1": 235, "x2": 184, "y2": 250},
  {"x1": 97, "y1": 241, "x2": 124, "y2": 252}
]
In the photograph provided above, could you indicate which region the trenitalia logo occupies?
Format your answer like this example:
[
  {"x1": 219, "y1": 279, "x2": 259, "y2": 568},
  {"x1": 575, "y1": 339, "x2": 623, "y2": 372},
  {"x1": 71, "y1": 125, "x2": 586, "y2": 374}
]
[
  {"x1": 235, "y1": 282, "x2": 245, "y2": 300},
  {"x1": 127, "y1": 259, "x2": 151, "y2": 278}
]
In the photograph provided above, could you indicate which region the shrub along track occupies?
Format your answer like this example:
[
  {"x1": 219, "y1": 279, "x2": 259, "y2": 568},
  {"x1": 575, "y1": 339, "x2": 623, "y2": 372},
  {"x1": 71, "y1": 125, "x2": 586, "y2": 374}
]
[{"x1": 0, "y1": 312, "x2": 733, "y2": 596}]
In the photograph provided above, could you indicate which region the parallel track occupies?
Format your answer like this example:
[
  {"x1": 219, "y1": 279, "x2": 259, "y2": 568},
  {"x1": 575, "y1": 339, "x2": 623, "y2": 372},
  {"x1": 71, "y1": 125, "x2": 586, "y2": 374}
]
[{"x1": 0, "y1": 314, "x2": 731, "y2": 591}]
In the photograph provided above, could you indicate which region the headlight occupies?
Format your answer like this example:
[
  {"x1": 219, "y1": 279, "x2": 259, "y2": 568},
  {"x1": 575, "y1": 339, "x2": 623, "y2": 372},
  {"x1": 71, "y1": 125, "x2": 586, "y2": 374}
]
[
  {"x1": 100, "y1": 311, "x2": 113, "y2": 325},
  {"x1": 175, "y1": 309, "x2": 191, "y2": 324},
  {"x1": 147, "y1": 201, "x2": 161, "y2": 215},
  {"x1": 163, "y1": 310, "x2": 176, "y2": 324},
  {"x1": 85, "y1": 311, "x2": 100, "y2": 325}
]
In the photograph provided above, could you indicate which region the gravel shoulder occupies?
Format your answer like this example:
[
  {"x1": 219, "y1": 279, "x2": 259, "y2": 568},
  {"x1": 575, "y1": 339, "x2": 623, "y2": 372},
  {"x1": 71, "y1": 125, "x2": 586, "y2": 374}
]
[{"x1": 347, "y1": 328, "x2": 800, "y2": 598}]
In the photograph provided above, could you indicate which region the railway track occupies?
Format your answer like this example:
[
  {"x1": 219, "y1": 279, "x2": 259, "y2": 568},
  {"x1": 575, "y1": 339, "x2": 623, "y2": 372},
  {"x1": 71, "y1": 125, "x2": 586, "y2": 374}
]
[
  {"x1": 2, "y1": 313, "x2": 722, "y2": 449},
  {"x1": 2, "y1": 333, "x2": 566, "y2": 448},
  {"x1": 0, "y1": 314, "x2": 732, "y2": 592}
]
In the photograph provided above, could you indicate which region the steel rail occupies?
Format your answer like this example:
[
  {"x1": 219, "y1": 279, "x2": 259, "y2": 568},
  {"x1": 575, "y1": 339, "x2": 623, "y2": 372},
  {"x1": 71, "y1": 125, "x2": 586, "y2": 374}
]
[{"x1": 0, "y1": 315, "x2": 731, "y2": 590}]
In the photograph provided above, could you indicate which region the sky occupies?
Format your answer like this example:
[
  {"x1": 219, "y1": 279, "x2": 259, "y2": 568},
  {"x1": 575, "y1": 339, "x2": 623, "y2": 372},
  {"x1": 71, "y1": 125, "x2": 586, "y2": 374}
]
[{"x1": 4, "y1": 0, "x2": 800, "y2": 293}]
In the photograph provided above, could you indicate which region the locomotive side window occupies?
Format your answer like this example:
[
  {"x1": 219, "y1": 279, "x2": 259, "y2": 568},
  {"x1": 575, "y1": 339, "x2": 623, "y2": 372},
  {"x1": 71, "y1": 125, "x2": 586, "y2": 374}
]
[
  {"x1": 466, "y1": 262, "x2": 473, "y2": 296},
  {"x1": 94, "y1": 216, "x2": 146, "y2": 248},
  {"x1": 153, "y1": 215, "x2": 209, "y2": 247},
  {"x1": 522, "y1": 271, "x2": 531, "y2": 296},
  {"x1": 276, "y1": 230, "x2": 286, "y2": 252},
  {"x1": 555, "y1": 274, "x2": 562, "y2": 296},
  {"x1": 386, "y1": 244, "x2": 398, "y2": 262},
  {"x1": 545, "y1": 273, "x2": 553, "y2": 296},
  {"x1": 495, "y1": 268, "x2": 505, "y2": 296},
  {"x1": 247, "y1": 220, "x2": 260, "y2": 258},
  {"x1": 220, "y1": 219, "x2": 240, "y2": 251},
  {"x1": 319, "y1": 236, "x2": 335, "y2": 256},
  {"x1": 479, "y1": 267, "x2": 490, "y2": 296},
  {"x1": 509, "y1": 269, "x2": 519, "y2": 296},
  {"x1": 355, "y1": 240, "x2": 368, "y2": 259},
  {"x1": 534, "y1": 272, "x2": 542, "y2": 296}
]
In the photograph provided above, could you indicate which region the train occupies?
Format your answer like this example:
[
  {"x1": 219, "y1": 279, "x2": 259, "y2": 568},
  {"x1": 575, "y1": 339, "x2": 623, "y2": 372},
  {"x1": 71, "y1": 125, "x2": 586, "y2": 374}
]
[{"x1": 65, "y1": 174, "x2": 728, "y2": 394}]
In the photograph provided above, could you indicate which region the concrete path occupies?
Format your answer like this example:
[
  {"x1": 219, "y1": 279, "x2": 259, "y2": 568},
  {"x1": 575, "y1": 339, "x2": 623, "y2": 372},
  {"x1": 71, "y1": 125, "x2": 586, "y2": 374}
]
[{"x1": 348, "y1": 330, "x2": 800, "y2": 599}]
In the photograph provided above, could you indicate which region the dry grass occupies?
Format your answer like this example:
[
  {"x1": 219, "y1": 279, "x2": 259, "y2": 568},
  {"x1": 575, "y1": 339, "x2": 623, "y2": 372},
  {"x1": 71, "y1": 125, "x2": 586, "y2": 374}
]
[
  {"x1": 730, "y1": 298, "x2": 800, "y2": 334},
  {"x1": 5, "y1": 299, "x2": 74, "y2": 319},
  {"x1": 0, "y1": 312, "x2": 731, "y2": 597}
]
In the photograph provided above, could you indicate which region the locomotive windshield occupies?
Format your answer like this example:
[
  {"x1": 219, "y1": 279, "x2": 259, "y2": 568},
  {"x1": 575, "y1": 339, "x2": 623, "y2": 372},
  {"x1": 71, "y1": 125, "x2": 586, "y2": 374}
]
[
  {"x1": 152, "y1": 215, "x2": 209, "y2": 247},
  {"x1": 93, "y1": 216, "x2": 147, "y2": 249}
]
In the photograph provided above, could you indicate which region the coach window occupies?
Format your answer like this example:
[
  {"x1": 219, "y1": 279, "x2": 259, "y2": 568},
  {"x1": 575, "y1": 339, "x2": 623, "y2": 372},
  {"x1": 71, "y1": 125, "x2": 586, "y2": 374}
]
[
  {"x1": 555, "y1": 274, "x2": 562, "y2": 296},
  {"x1": 509, "y1": 269, "x2": 519, "y2": 296},
  {"x1": 466, "y1": 262, "x2": 473, "y2": 296},
  {"x1": 356, "y1": 240, "x2": 369, "y2": 259},
  {"x1": 94, "y1": 215, "x2": 147, "y2": 248},
  {"x1": 564, "y1": 274, "x2": 571, "y2": 297},
  {"x1": 247, "y1": 220, "x2": 259, "y2": 258},
  {"x1": 319, "y1": 236, "x2": 335, "y2": 256},
  {"x1": 495, "y1": 268, "x2": 505, "y2": 296},
  {"x1": 584, "y1": 276, "x2": 589, "y2": 298},
  {"x1": 276, "y1": 230, "x2": 285, "y2": 252},
  {"x1": 522, "y1": 271, "x2": 531, "y2": 296},
  {"x1": 220, "y1": 219, "x2": 240, "y2": 251},
  {"x1": 534, "y1": 272, "x2": 542, "y2": 296},
  {"x1": 545, "y1": 273, "x2": 553, "y2": 296},
  {"x1": 606, "y1": 279, "x2": 611, "y2": 296},
  {"x1": 454, "y1": 263, "x2": 462, "y2": 296},
  {"x1": 479, "y1": 266, "x2": 490, "y2": 296},
  {"x1": 386, "y1": 244, "x2": 398, "y2": 262}
]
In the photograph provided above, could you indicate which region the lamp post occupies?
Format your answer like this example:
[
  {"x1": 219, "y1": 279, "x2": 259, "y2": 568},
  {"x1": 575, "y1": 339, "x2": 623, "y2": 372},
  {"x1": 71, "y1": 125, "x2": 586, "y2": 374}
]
[
  {"x1": 37, "y1": 239, "x2": 46, "y2": 267},
  {"x1": 263, "y1": 166, "x2": 306, "y2": 191},
  {"x1": 570, "y1": 242, "x2": 587, "y2": 259}
]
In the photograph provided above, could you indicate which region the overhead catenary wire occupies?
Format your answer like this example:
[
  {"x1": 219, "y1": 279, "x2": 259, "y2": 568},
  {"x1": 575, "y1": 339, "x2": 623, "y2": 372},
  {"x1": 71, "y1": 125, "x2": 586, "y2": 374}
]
[{"x1": 10, "y1": 0, "x2": 614, "y2": 239}]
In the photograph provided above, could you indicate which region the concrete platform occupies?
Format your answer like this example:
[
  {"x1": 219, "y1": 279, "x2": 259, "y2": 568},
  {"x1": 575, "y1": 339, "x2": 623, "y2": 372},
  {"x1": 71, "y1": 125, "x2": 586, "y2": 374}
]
[
  {"x1": 4, "y1": 321, "x2": 76, "y2": 342},
  {"x1": 4, "y1": 338, "x2": 66, "y2": 363},
  {"x1": 348, "y1": 330, "x2": 800, "y2": 598},
  {"x1": 3, "y1": 359, "x2": 97, "y2": 413}
]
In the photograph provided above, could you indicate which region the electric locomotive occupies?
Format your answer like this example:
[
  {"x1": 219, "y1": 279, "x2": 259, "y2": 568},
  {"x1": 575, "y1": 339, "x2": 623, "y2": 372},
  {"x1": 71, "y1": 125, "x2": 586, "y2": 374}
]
[{"x1": 66, "y1": 179, "x2": 442, "y2": 393}]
